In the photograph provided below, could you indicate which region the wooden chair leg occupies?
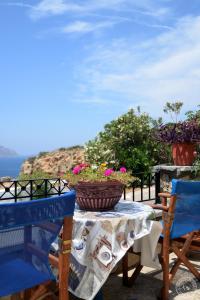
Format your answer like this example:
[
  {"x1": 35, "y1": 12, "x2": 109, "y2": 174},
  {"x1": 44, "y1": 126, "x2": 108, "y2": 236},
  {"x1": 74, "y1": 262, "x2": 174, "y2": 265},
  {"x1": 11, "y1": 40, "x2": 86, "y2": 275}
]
[
  {"x1": 161, "y1": 256, "x2": 170, "y2": 299},
  {"x1": 24, "y1": 289, "x2": 32, "y2": 300},
  {"x1": 10, "y1": 290, "x2": 32, "y2": 300},
  {"x1": 170, "y1": 232, "x2": 195, "y2": 282},
  {"x1": 59, "y1": 217, "x2": 73, "y2": 300},
  {"x1": 161, "y1": 240, "x2": 170, "y2": 300},
  {"x1": 29, "y1": 281, "x2": 51, "y2": 300},
  {"x1": 59, "y1": 251, "x2": 69, "y2": 300},
  {"x1": 173, "y1": 246, "x2": 200, "y2": 280},
  {"x1": 169, "y1": 257, "x2": 182, "y2": 283}
]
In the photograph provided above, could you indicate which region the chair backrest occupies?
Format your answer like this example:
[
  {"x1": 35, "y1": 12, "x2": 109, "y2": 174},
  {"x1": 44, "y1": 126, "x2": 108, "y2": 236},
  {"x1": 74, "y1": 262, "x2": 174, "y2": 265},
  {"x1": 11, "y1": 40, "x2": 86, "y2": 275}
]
[
  {"x1": 170, "y1": 179, "x2": 200, "y2": 238},
  {"x1": 0, "y1": 191, "x2": 76, "y2": 296}
]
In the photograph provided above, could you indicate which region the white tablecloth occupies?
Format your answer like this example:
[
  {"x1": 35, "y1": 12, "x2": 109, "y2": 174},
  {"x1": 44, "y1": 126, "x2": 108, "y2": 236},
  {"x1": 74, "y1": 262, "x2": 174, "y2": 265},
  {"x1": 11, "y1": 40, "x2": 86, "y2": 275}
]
[{"x1": 68, "y1": 201, "x2": 162, "y2": 300}]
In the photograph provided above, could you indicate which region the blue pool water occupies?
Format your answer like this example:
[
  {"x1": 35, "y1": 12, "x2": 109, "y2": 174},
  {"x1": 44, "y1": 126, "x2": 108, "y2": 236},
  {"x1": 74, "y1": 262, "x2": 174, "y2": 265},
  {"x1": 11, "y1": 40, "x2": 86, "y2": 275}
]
[{"x1": 0, "y1": 157, "x2": 27, "y2": 178}]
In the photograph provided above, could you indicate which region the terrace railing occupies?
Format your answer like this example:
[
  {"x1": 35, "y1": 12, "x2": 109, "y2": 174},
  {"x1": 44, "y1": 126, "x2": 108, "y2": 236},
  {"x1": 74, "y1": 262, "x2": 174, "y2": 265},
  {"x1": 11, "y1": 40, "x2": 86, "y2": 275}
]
[
  {"x1": 0, "y1": 178, "x2": 69, "y2": 202},
  {"x1": 0, "y1": 171, "x2": 161, "y2": 203},
  {"x1": 123, "y1": 171, "x2": 160, "y2": 203}
]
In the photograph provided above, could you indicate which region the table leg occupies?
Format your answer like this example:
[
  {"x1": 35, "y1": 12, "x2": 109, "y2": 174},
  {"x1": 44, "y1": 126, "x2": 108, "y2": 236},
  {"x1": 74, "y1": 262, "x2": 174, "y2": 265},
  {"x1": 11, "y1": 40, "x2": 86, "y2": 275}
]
[{"x1": 94, "y1": 288, "x2": 103, "y2": 300}]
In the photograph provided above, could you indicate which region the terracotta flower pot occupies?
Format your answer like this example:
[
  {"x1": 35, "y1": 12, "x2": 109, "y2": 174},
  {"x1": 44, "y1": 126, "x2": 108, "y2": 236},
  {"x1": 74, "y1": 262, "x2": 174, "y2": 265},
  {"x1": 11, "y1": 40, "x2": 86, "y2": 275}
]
[
  {"x1": 172, "y1": 143, "x2": 196, "y2": 166},
  {"x1": 75, "y1": 180, "x2": 124, "y2": 211}
]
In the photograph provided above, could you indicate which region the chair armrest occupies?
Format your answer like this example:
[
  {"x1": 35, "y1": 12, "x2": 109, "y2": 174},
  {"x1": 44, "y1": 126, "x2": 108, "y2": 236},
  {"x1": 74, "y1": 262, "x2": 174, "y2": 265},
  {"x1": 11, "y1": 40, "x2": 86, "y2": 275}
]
[
  {"x1": 149, "y1": 204, "x2": 169, "y2": 212},
  {"x1": 158, "y1": 192, "x2": 171, "y2": 207},
  {"x1": 158, "y1": 192, "x2": 171, "y2": 198}
]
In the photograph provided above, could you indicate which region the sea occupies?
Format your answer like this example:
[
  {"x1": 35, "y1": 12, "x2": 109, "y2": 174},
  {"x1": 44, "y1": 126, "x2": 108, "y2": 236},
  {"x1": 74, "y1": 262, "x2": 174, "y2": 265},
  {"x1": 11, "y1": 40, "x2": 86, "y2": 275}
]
[{"x1": 0, "y1": 156, "x2": 27, "y2": 178}]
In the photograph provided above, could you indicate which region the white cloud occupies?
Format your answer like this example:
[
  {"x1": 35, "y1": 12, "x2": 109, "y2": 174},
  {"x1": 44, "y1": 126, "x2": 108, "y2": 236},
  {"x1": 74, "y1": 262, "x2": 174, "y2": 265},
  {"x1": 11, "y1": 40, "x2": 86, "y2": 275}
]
[
  {"x1": 62, "y1": 21, "x2": 115, "y2": 34},
  {"x1": 29, "y1": 0, "x2": 170, "y2": 21},
  {"x1": 74, "y1": 16, "x2": 200, "y2": 116},
  {"x1": 30, "y1": 0, "x2": 81, "y2": 19},
  {"x1": 5, "y1": 0, "x2": 172, "y2": 36}
]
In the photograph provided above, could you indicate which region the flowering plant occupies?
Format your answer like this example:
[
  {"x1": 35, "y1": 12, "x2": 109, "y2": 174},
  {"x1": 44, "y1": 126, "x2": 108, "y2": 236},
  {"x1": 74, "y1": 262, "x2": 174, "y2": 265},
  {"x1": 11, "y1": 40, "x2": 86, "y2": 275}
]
[
  {"x1": 64, "y1": 163, "x2": 134, "y2": 186},
  {"x1": 155, "y1": 120, "x2": 200, "y2": 144}
]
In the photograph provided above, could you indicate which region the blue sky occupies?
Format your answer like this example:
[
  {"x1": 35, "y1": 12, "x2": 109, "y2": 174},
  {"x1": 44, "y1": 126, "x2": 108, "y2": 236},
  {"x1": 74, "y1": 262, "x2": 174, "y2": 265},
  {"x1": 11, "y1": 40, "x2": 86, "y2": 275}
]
[{"x1": 0, "y1": 0, "x2": 200, "y2": 155}]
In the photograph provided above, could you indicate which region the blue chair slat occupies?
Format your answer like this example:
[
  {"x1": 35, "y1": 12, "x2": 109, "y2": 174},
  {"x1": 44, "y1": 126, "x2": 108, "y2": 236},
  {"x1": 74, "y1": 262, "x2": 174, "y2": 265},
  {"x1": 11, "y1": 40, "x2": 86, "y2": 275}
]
[
  {"x1": 0, "y1": 191, "x2": 76, "y2": 297},
  {"x1": 170, "y1": 179, "x2": 200, "y2": 239}
]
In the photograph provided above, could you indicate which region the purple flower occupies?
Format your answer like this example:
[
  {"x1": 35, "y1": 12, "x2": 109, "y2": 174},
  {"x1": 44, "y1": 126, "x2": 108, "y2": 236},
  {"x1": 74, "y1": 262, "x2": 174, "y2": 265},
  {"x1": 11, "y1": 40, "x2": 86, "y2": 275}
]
[
  {"x1": 120, "y1": 167, "x2": 127, "y2": 173},
  {"x1": 155, "y1": 121, "x2": 200, "y2": 144},
  {"x1": 104, "y1": 169, "x2": 114, "y2": 176}
]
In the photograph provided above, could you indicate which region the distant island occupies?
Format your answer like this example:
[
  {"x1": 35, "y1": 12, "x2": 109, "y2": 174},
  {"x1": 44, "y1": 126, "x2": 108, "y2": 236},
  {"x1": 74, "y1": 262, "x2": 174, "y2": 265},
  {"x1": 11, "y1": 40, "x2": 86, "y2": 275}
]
[{"x1": 0, "y1": 145, "x2": 18, "y2": 157}]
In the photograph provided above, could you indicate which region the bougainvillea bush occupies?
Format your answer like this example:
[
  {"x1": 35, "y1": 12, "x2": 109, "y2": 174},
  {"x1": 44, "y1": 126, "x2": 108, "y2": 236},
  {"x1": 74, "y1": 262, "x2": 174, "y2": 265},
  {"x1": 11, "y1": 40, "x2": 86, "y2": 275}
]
[
  {"x1": 65, "y1": 163, "x2": 135, "y2": 186},
  {"x1": 155, "y1": 120, "x2": 200, "y2": 144}
]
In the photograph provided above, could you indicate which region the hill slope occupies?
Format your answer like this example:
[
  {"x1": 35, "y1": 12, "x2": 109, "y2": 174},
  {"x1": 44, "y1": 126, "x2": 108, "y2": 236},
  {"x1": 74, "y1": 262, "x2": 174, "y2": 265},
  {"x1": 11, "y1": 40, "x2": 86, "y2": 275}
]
[{"x1": 21, "y1": 146, "x2": 85, "y2": 176}]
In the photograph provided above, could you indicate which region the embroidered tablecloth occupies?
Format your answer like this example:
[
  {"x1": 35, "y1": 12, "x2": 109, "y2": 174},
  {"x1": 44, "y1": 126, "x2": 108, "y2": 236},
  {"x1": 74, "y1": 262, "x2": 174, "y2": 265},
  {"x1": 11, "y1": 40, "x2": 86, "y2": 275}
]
[{"x1": 68, "y1": 201, "x2": 161, "y2": 300}]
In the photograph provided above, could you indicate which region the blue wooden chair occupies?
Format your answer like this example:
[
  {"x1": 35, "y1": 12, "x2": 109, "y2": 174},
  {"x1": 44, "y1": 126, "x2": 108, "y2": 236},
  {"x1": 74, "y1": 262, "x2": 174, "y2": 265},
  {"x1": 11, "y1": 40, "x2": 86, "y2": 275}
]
[
  {"x1": 157, "y1": 179, "x2": 200, "y2": 299},
  {"x1": 123, "y1": 179, "x2": 200, "y2": 299},
  {"x1": 0, "y1": 191, "x2": 76, "y2": 300}
]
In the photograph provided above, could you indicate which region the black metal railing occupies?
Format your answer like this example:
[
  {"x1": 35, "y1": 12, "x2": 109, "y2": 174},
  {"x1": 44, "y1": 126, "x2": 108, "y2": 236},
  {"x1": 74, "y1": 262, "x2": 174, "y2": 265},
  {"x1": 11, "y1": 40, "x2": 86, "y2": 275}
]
[
  {"x1": 0, "y1": 171, "x2": 161, "y2": 203},
  {"x1": 123, "y1": 172, "x2": 160, "y2": 203},
  {"x1": 0, "y1": 178, "x2": 70, "y2": 202}
]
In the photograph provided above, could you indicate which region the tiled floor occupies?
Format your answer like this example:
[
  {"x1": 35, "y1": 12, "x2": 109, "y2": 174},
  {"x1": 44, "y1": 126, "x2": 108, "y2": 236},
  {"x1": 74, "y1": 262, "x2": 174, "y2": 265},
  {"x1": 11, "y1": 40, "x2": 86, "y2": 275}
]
[
  {"x1": 1, "y1": 252, "x2": 200, "y2": 300},
  {"x1": 103, "y1": 252, "x2": 200, "y2": 300}
]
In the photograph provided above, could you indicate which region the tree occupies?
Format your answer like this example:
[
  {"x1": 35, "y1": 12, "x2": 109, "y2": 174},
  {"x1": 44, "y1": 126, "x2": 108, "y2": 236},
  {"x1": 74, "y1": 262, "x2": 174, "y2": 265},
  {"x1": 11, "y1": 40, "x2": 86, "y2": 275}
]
[
  {"x1": 185, "y1": 105, "x2": 200, "y2": 123},
  {"x1": 163, "y1": 101, "x2": 183, "y2": 123}
]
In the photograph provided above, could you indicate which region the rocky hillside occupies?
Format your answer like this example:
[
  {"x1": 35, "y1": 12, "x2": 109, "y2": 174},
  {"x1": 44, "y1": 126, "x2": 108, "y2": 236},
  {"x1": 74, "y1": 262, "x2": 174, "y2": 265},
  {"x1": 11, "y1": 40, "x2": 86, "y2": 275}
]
[
  {"x1": 0, "y1": 145, "x2": 18, "y2": 157},
  {"x1": 20, "y1": 146, "x2": 85, "y2": 176}
]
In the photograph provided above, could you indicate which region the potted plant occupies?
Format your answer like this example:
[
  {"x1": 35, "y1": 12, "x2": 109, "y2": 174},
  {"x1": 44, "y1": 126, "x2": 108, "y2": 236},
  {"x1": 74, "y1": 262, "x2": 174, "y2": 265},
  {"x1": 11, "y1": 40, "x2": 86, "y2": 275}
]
[
  {"x1": 64, "y1": 163, "x2": 134, "y2": 211},
  {"x1": 155, "y1": 120, "x2": 200, "y2": 165}
]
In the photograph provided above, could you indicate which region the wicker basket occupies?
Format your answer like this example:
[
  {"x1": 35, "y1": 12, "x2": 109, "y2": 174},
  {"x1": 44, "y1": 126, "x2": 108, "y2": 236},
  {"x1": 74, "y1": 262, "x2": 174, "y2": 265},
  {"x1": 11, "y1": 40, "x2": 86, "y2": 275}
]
[{"x1": 75, "y1": 180, "x2": 124, "y2": 211}]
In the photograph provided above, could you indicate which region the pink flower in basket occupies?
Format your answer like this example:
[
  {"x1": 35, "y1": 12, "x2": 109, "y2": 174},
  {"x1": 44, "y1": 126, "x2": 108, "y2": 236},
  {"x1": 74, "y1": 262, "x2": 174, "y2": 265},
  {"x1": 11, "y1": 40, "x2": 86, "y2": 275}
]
[
  {"x1": 120, "y1": 167, "x2": 127, "y2": 173},
  {"x1": 79, "y1": 163, "x2": 90, "y2": 169},
  {"x1": 104, "y1": 169, "x2": 114, "y2": 176},
  {"x1": 65, "y1": 163, "x2": 134, "y2": 188},
  {"x1": 73, "y1": 166, "x2": 82, "y2": 174}
]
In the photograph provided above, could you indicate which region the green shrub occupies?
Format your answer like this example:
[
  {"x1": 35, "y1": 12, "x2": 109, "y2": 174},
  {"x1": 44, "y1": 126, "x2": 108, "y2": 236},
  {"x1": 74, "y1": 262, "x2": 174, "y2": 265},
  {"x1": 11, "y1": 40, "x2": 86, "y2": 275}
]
[
  {"x1": 38, "y1": 151, "x2": 49, "y2": 158},
  {"x1": 27, "y1": 156, "x2": 36, "y2": 164},
  {"x1": 58, "y1": 147, "x2": 67, "y2": 151},
  {"x1": 85, "y1": 108, "x2": 171, "y2": 174},
  {"x1": 58, "y1": 146, "x2": 84, "y2": 152},
  {"x1": 19, "y1": 170, "x2": 52, "y2": 181},
  {"x1": 18, "y1": 170, "x2": 53, "y2": 199}
]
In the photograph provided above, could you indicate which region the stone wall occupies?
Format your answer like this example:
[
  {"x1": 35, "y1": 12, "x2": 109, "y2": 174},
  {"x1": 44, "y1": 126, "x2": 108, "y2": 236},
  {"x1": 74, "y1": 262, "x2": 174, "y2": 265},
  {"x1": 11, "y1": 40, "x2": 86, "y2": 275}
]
[{"x1": 153, "y1": 165, "x2": 194, "y2": 193}]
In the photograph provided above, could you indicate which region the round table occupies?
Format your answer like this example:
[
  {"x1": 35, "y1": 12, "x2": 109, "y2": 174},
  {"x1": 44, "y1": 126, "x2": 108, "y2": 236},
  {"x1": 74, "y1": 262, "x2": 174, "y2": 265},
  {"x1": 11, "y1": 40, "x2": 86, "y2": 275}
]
[{"x1": 68, "y1": 201, "x2": 159, "y2": 300}]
